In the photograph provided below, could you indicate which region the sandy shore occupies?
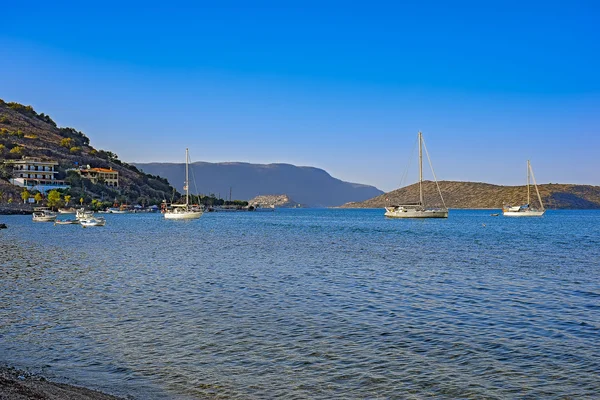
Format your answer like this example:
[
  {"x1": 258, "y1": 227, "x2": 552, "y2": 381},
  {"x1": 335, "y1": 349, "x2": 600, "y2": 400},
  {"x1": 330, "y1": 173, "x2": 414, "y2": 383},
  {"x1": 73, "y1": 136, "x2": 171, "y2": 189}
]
[{"x1": 0, "y1": 366, "x2": 124, "y2": 400}]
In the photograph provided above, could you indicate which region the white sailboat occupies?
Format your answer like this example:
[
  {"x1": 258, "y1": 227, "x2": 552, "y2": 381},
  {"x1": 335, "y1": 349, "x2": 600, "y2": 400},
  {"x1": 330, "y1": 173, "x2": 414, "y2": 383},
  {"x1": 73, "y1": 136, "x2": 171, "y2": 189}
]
[
  {"x1": 503, "y1": 160, "x2": 545, "y2": 217},
  {"x1": 385, "y1": 132, "x2": 448, "y2": 218},
  {"x1": 164, "y1": 148, "x2": 203, "y2": 220}
]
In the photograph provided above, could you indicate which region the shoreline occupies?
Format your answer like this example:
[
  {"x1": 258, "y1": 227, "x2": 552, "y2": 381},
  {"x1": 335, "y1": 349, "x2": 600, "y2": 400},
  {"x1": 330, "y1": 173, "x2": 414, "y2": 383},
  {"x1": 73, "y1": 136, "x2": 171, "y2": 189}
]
[
  {"x1": 0, "y1": 366, "x2": 124, "y2": 400},
  {"x1": 0, "y1": 204, "x2": 34, "y2": 215}
]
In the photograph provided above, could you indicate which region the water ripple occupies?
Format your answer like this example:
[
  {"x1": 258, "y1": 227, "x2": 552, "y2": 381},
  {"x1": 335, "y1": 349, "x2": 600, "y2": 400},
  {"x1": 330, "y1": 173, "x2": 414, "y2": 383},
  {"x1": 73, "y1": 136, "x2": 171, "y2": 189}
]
[{"x1": 1, "y1": 209, "x2": 599, "y2": 398}]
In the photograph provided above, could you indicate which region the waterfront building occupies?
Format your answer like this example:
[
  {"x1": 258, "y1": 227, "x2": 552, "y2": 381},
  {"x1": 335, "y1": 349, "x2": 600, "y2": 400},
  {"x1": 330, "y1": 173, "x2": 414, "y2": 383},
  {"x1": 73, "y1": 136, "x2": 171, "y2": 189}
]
[{"x1": 7, "y1": 157, "x2": 70, "y2": 192}]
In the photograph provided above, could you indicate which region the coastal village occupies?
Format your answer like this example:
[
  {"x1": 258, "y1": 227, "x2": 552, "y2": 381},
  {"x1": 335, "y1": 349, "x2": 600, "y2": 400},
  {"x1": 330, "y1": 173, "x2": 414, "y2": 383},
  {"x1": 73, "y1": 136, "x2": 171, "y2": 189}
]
[{"x1": 0, "y1": 156, "x2": 290, "y2": 214}]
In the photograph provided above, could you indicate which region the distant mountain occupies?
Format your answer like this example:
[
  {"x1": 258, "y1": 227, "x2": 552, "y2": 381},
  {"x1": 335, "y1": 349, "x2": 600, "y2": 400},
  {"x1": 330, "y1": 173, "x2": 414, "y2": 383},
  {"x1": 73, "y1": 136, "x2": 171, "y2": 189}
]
[
  {"x1": 134, "y1": 162, "x2": 384, "y2": 207},
  {"x1": 341, "y1": 181, "x2": 600, "y2": 209}
]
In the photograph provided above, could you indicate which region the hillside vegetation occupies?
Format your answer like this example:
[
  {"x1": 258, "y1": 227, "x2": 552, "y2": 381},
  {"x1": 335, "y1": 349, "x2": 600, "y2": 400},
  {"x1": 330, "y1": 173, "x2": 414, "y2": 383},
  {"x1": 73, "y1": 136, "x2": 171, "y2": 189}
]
[
  {"x1": 341, "y1": 181, "x2": 600, "y2": 209},
  {"x1": 0, "y1": 99, "x2": 178, "y2": 205}
]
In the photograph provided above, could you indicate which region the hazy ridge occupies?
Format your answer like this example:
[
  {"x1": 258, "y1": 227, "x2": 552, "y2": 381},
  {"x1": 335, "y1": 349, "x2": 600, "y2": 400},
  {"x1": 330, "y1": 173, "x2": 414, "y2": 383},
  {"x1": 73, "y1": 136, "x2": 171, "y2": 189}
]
[{"x1": 134, "y1": 161, "x2": 384, "y2": 207}]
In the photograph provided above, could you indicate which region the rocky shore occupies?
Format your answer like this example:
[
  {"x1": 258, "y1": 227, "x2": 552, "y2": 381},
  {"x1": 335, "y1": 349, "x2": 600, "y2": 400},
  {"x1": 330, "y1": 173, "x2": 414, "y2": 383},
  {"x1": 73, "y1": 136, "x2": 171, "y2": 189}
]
[
  {"x1": 0, "y1": 203, "x2": 33, "y2": 215},
  {"x1": 0, "y1": 367, "x2": 123, "y2": 400}
]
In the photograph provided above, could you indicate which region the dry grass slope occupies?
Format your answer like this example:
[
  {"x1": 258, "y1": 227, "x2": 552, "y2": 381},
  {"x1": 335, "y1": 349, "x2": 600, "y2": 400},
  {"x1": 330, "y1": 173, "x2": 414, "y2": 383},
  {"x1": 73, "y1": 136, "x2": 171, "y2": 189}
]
[{"x1": 341, "y1": 181, "x2": 600, "y2": 209}]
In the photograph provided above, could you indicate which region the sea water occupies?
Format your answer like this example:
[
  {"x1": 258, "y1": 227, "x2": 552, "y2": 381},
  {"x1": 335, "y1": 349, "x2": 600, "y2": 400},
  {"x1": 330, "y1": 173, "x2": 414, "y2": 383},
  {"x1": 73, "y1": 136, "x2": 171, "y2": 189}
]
[{"x1": 1, "y1": 209, "x2": 599, "y2": 399}]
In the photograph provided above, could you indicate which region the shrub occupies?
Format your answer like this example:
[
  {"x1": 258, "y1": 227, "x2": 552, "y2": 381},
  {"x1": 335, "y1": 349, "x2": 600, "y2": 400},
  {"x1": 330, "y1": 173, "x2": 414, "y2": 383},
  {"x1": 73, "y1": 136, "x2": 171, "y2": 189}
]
[
  {"x1": 8, "y1": 102, "x2": 36, "y2": 117},
  {"x1": 60, "y1": 138, "x2": 73, "y2": 148},
  {"x1": 9, "y1": 146, "x2": 24, "y2": 156},
  {"x1": 37, "y1": 113, "x2": 56, "y2": 126},
  {"x1": 70, "y1": 146, "x2": 82, "y2": 154},
  {"x1": 0, "y1": 116, "x2": 9, "y2": 124},
  {"x1": 58, "y1": 127, "x2": 89, "y2": 145},
  {"x1": 6, "y1": 102, "x2": 56, "y2": 126}
]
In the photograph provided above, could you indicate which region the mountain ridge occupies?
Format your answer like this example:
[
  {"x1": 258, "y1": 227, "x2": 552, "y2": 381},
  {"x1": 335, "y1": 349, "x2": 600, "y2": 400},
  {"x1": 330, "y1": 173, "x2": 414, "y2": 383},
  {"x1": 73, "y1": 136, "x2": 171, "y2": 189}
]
[{"x1": 134, "y1": 161, "x2": 384, "y2": 207}]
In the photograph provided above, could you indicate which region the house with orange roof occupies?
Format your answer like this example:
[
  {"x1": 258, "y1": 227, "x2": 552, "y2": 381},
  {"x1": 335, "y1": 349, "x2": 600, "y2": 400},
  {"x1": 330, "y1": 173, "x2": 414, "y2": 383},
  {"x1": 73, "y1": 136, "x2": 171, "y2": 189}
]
[{"x1": 78, "y1": 167, "x2": 119, "y2": 187}]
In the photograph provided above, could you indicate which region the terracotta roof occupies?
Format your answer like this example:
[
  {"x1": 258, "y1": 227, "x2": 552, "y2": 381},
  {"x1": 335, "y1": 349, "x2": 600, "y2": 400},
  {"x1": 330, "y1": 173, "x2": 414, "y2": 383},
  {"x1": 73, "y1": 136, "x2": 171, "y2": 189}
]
[{"x1": 81, "y1": 168, "x2": 118, "y2": 173}]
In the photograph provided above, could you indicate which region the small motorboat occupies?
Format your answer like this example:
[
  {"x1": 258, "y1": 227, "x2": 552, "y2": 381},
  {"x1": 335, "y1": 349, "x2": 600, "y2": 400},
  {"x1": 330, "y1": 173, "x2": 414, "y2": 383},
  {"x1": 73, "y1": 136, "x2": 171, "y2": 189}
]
[
  {"x1": 80, "y1": 217, "x2": 106, "y2": 227},
  {"x1": 32, "y1": 207, "x2": 57, "y2": 222},
  {"x1": 490, "y1": 213, "x2": 500, "y2": 217},
  {"x1": 54, "y1": 219, "x2": 80, "y2": 225}
]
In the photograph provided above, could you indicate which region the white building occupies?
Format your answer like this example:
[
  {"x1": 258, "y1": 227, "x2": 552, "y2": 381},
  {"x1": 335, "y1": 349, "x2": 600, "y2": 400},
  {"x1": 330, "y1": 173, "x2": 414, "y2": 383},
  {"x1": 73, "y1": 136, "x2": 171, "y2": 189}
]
[{"x1": 7, "y1": 157, "x2": 70, "y2": 192}]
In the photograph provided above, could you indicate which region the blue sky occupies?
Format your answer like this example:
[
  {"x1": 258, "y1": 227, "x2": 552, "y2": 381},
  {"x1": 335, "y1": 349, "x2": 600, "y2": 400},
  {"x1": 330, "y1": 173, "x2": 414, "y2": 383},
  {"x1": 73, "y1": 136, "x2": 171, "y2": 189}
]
[{"x1": 1, "y1": 1, "x2": 599, "y2": 192}]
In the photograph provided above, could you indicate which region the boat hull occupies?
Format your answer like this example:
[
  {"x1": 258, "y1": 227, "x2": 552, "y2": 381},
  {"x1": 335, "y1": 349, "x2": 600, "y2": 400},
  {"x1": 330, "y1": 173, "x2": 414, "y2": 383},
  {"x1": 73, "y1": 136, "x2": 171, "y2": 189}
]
[
  {"x1": 503, "y1": 210, "x2": 545, "y2": 217},
  {"x1": 385, "y1": 207, "x2": 448, "y2": 219},
  {"x1": 33, "y1": 215, "x2": 57, "y2": 222},
  {"x1": 164, "y1": 211, "x2": 203, "y2": 220},
  {"x1": 54, "y1": 219, "x2": 80, "y2": 225},
  {"x1": 80, "y1": 217, "x2": 106, "y2": 227}
]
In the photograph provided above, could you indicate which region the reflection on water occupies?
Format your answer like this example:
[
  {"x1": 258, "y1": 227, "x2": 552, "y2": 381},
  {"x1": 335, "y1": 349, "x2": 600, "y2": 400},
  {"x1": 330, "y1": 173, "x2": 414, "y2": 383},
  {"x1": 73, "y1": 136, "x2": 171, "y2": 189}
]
[{"x1": 1, "y1": 209, "x2": 600, "y2": 399}]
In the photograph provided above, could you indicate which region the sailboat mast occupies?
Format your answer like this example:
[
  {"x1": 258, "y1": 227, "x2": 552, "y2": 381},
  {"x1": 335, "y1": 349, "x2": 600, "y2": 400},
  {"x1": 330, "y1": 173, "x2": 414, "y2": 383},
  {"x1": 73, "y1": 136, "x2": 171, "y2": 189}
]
[
  {"x1": 527, "y1": 160, "x2": 531, "y2": 205},
  {"x1": 419, "y1": 131, "x2": 423, "y2": 206},
  {"x1": 529, "y1": 161, "x2": 545, "y2": 211},
  {"x1": 185, "y1": 148, "x2": 189, "y2": 207}
]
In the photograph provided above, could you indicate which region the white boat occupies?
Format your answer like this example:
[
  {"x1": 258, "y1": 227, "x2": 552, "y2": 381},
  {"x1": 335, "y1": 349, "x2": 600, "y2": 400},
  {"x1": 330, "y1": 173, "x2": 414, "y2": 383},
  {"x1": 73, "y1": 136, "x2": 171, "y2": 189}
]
[
  {"x1": 76, "y1": 208, "x2": 94, "y2": 220},
  {"x1": 385, "y1": 132, "x2": 448, "y2": 219},
  {"x1": 32, "y1": 207, "x2": 57, "y2": 222},
  {"x1": 503, "y1": 160, "x2": 545, "y2": 217},
  {"x1": 58, "y1": 207, "x2": 77, "y2": 214},
  {"x1": 164, "y1": 148, "x2": 203, "y2": 220},
  {"x1": 80, "y1": 217, "x2": 106, "y2": 227},
  {"x1": 107, "y1": 207, "x2": 127, "y2": 214},
  {"x1": 250, "y1": 205, "x2": 275, "y2": 212},
  {"x1": 54, "y1": 219, "x2": 80, "y2": 225}
]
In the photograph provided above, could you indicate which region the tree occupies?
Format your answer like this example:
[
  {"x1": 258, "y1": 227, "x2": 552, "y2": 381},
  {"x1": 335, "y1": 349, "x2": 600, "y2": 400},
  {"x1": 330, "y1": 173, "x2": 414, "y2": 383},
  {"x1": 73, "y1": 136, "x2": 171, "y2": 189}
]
[
  {"x1": 21, "y1": 189, "x2": 30, "y2": 204},
  {"x1": 47, "y1": 190, "x2": 63, "y2": 209},
  {"x1": 64, "y1": 195, "x2": 71, "y2": 206},
  {"x1": 34, "y1": 192, "x2": 43, "y2": 204},
  {"x1": 91, "y1": 199, "x2": 103, "y2": 210}
]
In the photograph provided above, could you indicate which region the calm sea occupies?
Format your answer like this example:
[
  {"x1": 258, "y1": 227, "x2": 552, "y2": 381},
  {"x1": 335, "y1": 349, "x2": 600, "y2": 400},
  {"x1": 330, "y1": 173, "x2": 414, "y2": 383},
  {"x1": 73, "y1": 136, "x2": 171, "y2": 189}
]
[{"x1": 1, "y1": 209, "x2": 599, "y2": 399}]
